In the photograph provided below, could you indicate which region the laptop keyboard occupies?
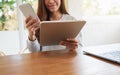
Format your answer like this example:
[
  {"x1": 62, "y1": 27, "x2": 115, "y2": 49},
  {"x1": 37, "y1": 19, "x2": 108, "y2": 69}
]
[
  {"x1": 99, "y1": 51, "x2": 120, "y2": 62},
  {"x1": 83, "y1": 44, "x2": 120, "y2": 63}
]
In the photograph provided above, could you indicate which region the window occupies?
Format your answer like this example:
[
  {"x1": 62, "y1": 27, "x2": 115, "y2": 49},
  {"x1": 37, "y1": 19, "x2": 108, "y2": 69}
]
[
  {"x1": 0, "y1": 0, "x2": 18, "y2": 31},
  {"x1": 0, "y1": 0, "x2": 38, "y2": 55},
  {"x1": 82, "y1": 0, "x2": 120, "y2": 16},
  {"x1": 68, "y1": 0, "x2": 120, "y2": 21},
  {"x1": 0, "y1": 0, "x2": 38, "y2": 31},
  {"x1": 82, "y1": 0, "x2": 120, "y2": 22}
]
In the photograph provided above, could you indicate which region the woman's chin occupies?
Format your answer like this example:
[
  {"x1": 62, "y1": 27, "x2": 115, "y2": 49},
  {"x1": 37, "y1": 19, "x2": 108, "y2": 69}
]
[{"x1": 49, "y1": 9, "x2": 58, "y2": 13}]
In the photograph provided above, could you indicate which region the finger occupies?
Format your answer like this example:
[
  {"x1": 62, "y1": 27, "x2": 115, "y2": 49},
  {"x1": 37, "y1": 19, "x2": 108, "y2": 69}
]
[
  {"x1": 30, "y1": 22, "x2": 40, "y2": 31},
  {"x1": 73, "y1": 45, "x2": 78, "y2": 49},
  {"x1": 26, "y1": 18, "x2": 37, "y2": 28},
  {"x1": 65, "y1": 41, "x2": 78, "y2": 46},
  {"x1": 66, "y1": 38, "x2": 79, "y2": 43},
  {"x1": 27, "y1": 21, "x2": 40, "y2": 33},
  {"x1": 28, "y1": 24, "x2": 38, "y2": 31},
  {"x1": 34, "y1": 27, "x2": 40, "y2": 31},
  {"x1": 25, "y1": 16, "x2": 32, "y2": 23},
  {"x1": 60, "y1": 41, "x2": 78, "y2": 48},
  {"x1": 32, "y1": 21, "x2": 40, "y2": 27},
  {"x1": 67, "y1": 42, "x2": 78, "y2": 47},
  {"x1": 68, "y1": 43, "x2": 78, "y2": 50},
  {"x1": 27, "y1": 23, "x2": 35, "y2": 29},
  {"x1": 34, "y1": 26, "x2": 40, "y2": 31},
  {"x1": 67, "y1": 42, "x2": 78, "y2": 48},
  {"x1": 60, "y1": 39, "x2": 79, "y2": 49},
  {"x1": 59, "y1": 41, "x2": 64, "y2": 45}
]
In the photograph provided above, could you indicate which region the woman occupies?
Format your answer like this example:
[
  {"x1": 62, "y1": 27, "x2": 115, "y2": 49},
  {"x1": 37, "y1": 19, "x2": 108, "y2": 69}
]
[{"x1": 26, "y1": 0, "x2": 81, "y2": 52}]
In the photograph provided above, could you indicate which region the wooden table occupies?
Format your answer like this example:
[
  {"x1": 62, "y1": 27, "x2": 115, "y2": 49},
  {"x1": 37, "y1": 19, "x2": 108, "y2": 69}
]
[{"x1": 0, "y1": 49, "x2": 120, "y2": 75}]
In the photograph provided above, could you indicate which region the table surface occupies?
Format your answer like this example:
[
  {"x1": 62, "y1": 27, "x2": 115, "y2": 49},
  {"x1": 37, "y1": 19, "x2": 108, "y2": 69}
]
[{"x1": 0, "y1": 49, "x2": 120, "y2": 75}]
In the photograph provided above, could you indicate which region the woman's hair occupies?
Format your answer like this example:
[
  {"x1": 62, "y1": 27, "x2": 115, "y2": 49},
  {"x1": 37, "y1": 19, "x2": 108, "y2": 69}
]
[{"x1": 37, "y1": 0, "x2": 68, "y2": 21}]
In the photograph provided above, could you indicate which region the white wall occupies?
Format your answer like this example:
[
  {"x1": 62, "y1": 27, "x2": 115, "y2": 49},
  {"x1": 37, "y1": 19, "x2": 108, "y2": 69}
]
[
  {"x1": 0, "y1": 31, "x2": 28, "y2": 55},
  {"x1": 0, "y1": 31, "x2": 20, "y2": 55},
  {"x1": 82, "y1": 17, "x2": 120, "y2": 46},
  {"x1": 68, "y1": 0, "x2": 120, "y2": 46},
  {"x1": 0, "y1": 31, "x2": 19, "y2": 50},
  {"x1": 68, "y1": 0, "x2": 83, "y2": 20}
]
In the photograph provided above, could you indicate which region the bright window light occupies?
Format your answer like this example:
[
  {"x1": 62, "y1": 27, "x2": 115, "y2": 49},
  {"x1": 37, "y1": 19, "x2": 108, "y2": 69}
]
[{"x1": 82, "y1": 0, "x2": 120, "y2": 16}]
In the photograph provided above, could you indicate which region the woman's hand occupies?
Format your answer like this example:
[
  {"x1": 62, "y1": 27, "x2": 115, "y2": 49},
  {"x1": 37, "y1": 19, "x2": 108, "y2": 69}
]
[
  {"x1": 60, "y1": 38, "x2": 79, "y2": 51},
  {"x1": 25, "y1": 16, "x2": 40, "y2": 41}
]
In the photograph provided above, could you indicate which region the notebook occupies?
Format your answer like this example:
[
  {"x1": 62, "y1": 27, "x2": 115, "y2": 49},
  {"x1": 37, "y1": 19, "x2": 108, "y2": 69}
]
[{"x1": 83, "y1": 43, "x2": 120, "y2": 64}]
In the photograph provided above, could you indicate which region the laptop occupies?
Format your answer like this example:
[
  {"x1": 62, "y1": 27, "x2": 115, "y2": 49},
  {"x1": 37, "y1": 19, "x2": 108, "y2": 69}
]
[
  {"x1": 83, "y1": 43, "x2": 120, "y2": 64},
  {"x1": 40, "y1": 20, "x2": 86, "y2": 46}
]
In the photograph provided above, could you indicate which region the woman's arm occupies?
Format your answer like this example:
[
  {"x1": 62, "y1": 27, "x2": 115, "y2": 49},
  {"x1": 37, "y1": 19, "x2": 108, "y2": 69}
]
[
  {"x1": 25, "y1": 16, "x2": 40, "y2": 52},
  {"x1": 27, "y1": 38, "x2": 40, "y2": 52}
]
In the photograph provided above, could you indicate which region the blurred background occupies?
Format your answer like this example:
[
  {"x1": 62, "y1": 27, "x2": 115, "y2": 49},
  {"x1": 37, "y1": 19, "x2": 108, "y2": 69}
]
[{"x1": 0, "y1": 0, "x2": 120, "y2": 55}]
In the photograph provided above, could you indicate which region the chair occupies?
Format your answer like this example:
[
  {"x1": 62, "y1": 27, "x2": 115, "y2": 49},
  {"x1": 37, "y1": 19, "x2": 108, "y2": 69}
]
[
  {"x1": 18, "y1": 47, "x2": 28, "y2": 54},
  {"x1": 0, "y1": 50, "x2": 5, "y2": 56}
]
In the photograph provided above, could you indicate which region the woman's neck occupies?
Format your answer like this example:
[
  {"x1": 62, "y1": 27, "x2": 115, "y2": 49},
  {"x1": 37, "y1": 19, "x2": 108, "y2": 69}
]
[{"x1": 50, "y1": 11, "x2": 62, "y2": 21}]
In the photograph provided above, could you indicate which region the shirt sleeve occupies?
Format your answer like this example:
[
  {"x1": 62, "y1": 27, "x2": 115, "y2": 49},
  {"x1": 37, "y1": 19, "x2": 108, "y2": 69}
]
[{"x1": 27, "y1": 38, "x2": 40, "y2": 52}]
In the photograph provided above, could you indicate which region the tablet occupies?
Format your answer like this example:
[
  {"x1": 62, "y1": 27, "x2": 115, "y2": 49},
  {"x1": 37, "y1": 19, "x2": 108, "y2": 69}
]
[{"x1": 40, "y1": 20, "x2": 86, "y2": 46}]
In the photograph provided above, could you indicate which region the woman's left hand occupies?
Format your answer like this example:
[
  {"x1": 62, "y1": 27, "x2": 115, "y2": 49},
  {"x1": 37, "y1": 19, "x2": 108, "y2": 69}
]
[{"x1": 60, "y1": 38, "x2": 79, "y2": 51}]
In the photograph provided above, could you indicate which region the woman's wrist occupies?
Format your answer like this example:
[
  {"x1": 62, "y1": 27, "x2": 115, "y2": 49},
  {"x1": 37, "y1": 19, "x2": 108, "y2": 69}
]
[{"x1": 28, "y1": 35, "x2": 36, "y2": 41}]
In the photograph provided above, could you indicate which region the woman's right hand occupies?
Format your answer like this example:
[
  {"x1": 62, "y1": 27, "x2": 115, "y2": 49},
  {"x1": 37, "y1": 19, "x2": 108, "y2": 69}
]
[{"x1": 25, "y1": 16, "x2": 40, "y2": 41}]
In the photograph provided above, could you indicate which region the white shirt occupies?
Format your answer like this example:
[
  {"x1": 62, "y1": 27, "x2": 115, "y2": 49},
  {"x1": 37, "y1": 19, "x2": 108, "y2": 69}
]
[{"x1": 27, "y1": 14, "x2": 82, "y2": 52}]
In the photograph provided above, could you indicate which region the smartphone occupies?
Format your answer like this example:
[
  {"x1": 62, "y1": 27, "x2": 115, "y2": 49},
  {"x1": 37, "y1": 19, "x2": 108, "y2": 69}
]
[{"x1": 19, "y1": 3, "x2": 40, "y2": 23}]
